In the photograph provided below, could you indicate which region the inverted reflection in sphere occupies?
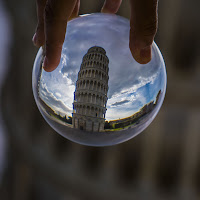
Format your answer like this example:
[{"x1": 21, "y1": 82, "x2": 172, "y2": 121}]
[{"x1": 32, "y1": 13, "x2": 167, "y2": 146}]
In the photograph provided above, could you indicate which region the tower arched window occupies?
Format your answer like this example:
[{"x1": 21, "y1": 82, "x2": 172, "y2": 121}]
[
  {"x1": 90, "y1": 80, "x2": 93, "y2": 90},
  {"x1": 82, "y1": 105, "x2": 84, "y2": 115},
  {"x1": 80, "y1": 105, "x2": 82, "y2": 114},
  {"x1": 86, "y1": 105, "x2": 90, "y2": 113},
  {"x1": 92, "y1": 70, "x2": 95, "y2": 78},
  {"x1": 86, "y1": 80, "x2": 89, "y2": 89},
  {"x1": 97, "y1": 71, "x2": 100, "y2": 79},
  {"x1": 88, "y1": 94, "x2": 91, "y2": 103},
  {"x1": 82, "y1": 80, "x2": 85, "y2": 88},
  {"x1": 95, "y1": 107, "x2": 98, "y2": 117},
  {"x1": 91, "y1": 106, "x2": 94, "y2": 116},
  {"x1": 94, "y1": 81, "x2": 97, "y2": 90},
  {"x1": 92, "y1": 94, "x2": 95, "y2": 104},
  {"x1": 98, "y1": 82, "x2": 100, "y2": 92},
  {"x1": 96, "y1": 95, "x2": 98, "y2": 104},
  {"x1": 100, "y1": 84, "x2": 102, "y2": 92}
]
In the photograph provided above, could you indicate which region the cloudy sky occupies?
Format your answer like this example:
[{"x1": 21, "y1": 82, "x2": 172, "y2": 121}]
[{"x1": 38, "y1": 13, "x2": 166, "y2": 121}]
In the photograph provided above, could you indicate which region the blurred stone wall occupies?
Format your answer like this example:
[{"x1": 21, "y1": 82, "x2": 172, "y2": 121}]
[
  {"x1": 1, "y1": 0, "x2": 200, "y2": 200},
  {"x1": 0, "y1": 0, "x2": 11, "y2": 186}
]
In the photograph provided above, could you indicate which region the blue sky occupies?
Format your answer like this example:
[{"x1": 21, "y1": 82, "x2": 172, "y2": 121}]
[{"x1": 38, "y1": 13, "x2": 166, "y2": 121}]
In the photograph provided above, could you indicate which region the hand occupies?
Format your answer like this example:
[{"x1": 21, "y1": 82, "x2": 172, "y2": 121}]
[{"x1": 33, "y1": 0, "x2": 158, "y2": 72}]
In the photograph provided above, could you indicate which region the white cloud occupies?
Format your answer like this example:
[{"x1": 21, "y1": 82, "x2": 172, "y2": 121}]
[
  {"x1": 55, "y1": 92, "x2": 61, "y2": 98},
  {"x1": 39, "y1": 79, "x2": 73, "y2": 117}
]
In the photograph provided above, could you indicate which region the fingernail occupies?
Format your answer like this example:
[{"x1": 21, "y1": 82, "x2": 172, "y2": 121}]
[
  {"x1": 101, "y1": 8, "x2": 113, "y2": 14},
  {"x1": 140, "y1": 45, "x2": 152, "y2": 64},
  {"x1": 42, "y1": 56, "x2": 55, "y2": 72},
  {"x1": 101, "y1": 8, "x2": 108, "y2": 13},
  {"x1": 32, "y1": 33, "x2": 37, "y2": 45},
  {"x1": 42, "y1": 56, "x2": 48, "y2": 70},
  {"x1": 131, "y1": 45, "x2": 152, "y2": 64}
]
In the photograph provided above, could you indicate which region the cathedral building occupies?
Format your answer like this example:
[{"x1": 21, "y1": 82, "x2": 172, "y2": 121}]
[{"x1": 72, "y1": 46, "x2": 109, "y2": 132}]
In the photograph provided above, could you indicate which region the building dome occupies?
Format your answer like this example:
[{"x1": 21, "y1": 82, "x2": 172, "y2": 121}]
[
  {"x1": 72, "y1": 46, "x2": 109, "y2": 132},
  {"x1": 87, "y1": 46, "x2": 106, "y2": 55}
]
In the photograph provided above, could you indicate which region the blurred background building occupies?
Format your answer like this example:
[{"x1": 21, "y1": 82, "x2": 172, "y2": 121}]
[{"x1": 0, "y1": 0, "x2": 200, "y2": 199}]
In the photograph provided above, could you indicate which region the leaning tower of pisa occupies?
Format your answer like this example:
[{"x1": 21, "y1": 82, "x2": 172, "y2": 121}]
[{"x1": 72, "y1": 46, "x2": 109, "y2": 132}]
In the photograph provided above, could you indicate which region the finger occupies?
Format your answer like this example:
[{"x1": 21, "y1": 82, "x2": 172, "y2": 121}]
[
  {"x1": 101, "y1": 0, "x2": 122, "y2": 14},
  {"x1": 69, "y1": 0, "x2": 80, "y2": 20},
  {"x1": 33, "y1": 0, "x2": 47, "y2": 47},
  {"x1": 43, "y1": 0, "x2": 77, "y2": 72},
  {"x1": 129, "y1": 0, "x2": 158, "y2": 64}
]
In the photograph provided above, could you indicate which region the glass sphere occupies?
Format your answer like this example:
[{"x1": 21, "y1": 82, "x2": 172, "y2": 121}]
[{"x1": 32, "y1": 13, "x2": 167, "y2": 146}]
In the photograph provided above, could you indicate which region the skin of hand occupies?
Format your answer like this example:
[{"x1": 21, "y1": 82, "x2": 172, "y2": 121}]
[{"x1": 33, "y1": 0, "x2": 158, "y2": 72}]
